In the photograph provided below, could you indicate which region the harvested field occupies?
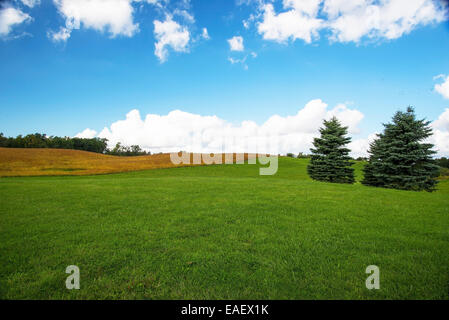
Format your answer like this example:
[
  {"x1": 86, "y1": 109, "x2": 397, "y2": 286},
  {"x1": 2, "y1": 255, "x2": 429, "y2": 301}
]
[{"x1": 0, "y1": 148, "x2": 254, "y2": 177}]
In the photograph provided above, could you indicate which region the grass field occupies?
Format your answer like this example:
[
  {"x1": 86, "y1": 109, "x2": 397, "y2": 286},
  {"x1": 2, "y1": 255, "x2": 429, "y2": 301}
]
[{"x1": 0, "y1": 154, "x2": 448, "y2": 299}]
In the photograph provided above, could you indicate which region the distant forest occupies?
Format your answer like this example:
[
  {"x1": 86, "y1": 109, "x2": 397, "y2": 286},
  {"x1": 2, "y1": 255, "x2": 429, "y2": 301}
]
[{"x1": 0, "y1": 133, "x2": 149, "y2": 156}]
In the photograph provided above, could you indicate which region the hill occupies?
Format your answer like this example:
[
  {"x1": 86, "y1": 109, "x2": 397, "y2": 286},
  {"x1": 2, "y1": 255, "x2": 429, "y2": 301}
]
[{"x1": 0, "y1": 147, "x2": 253, "y2": 177}]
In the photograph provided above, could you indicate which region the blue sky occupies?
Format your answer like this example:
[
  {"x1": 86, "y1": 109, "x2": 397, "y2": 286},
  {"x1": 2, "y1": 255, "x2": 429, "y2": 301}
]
[{"x1": 1, "y1": 0, "x2": 449, "y2": 156}]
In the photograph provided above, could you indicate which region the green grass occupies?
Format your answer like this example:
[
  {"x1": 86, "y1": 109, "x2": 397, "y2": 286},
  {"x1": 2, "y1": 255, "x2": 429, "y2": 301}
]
[{"x1": 0, "y1": 158, "x2": 448, "y2": 299}]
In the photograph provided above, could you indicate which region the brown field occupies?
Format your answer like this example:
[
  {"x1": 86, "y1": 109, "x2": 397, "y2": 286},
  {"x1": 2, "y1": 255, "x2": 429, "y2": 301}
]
[{"x1": 0, "y1": 148, "x2": 255, "y2": 177}]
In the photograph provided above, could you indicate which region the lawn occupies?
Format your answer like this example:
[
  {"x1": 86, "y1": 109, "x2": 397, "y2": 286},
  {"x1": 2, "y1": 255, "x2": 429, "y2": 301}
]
[{"x1": 0, "y1": 157, "x2": 448, "y2": 299}]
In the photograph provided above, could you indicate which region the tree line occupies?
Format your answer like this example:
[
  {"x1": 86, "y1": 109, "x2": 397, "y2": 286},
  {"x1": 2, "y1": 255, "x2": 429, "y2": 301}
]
[
  {"x1": 0, "y1": 133, "x2": 149, "y2": 156},
  {"x1": 307, "y1": 107, "x2": 441, "y2": 192}
]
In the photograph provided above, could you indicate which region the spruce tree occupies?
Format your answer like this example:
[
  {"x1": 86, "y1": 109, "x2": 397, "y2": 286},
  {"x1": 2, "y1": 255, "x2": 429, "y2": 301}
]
[
  {"x1": 362, "y1": 107, "x2": 439, "y2": 191},
  {"x1": 307, "y1": 117, "x2": 355, "y2": 184}
]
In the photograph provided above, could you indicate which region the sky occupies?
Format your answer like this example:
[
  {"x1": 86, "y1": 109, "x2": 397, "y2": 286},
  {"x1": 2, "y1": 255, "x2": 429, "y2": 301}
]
[{"x1": 1, "y1": 0, "x2": 449, "y2": 156}]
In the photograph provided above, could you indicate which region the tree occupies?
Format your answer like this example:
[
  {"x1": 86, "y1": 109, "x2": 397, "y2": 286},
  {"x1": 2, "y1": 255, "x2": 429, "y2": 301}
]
[
  {"x1": 362, "y1": 107, "x2": 439, "y2": 192},
  {"x1": 0, "y1": 132, "x2": 6, "y2": 147},
  {"x1": 307, "y1": 117, "x2": 355, "y2": 184},
  {"x1": 110, "y1": 142, "x2": 124, "y2": 155},
  {"x1": 436, "y1": 157, "x2": 449, "y2": 169}
]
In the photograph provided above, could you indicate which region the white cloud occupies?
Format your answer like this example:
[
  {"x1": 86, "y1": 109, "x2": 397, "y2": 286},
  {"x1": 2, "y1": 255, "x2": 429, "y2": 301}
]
[
  {"x1": 228, "y1": 50, "x2": 257, "y2": 69},
  {"x1": 49, "y1": 0, "x2": 200, "y2": 62},
  {"x1": 243, "y1": 12, "x2": 258, "y2": 29},
  {"x1": 430, "y1": 109, "x2": 449, "y2": 157},
  {"x1": 434, "y1": 74, "x2": 449, "y2": 99},
  {"x1": 154, "y1": 16, "x2": 190, "y2": 62},
  {"x1": 0, "y1": 7, "x2": 31, "y2": 37},
  {"x1": 173, "y1": 8, "x2": 195, "y2": 23},
  {"x1": 252, "y1": 0, "x2": 446, "y2": 44},
  {"x1": 283, "y1": 0, "x2": 322, "y2": 16},
  {"x1": 201, "y1": 27, "x2": 210, "y2": 40},
  {"x1": 324, "y1": 0, "x2": 446, "y2": 43},
  {"x1": 257, "y1": 3, "x2": 323, "y2": 43},
  {"x1": 432, "y1": 108, "x2": 449, "y2": 132},
  {"x1": 228, "y1": 56, "x2": 248, "y2": 70},
  {"x1": 228, "y1": 35, "x2": 244, "y2": 51},
  {"x1": 348, "y1": 133, "x2": 378, "y2": 158},
  {"x1": 19, "y1": 0, "x2": 41, "y2": 8},
  {"x1": 430, "y1": 129, "x2": 449, "y2": 157},
  {"x1": 48, "y1": 26, "x2": 71, "y2": 42},
  {"x1": 74, "y1": 128, "x2": 98, "y2": 139},
  {"x1": 133, "y1": 0, "x2": 160, "y2": 3},
  {"x1": 77, "y1": 99, "x2": 366, "y2": 156},
  {"x1": 76, "y1": 103, "x2": 449, "y2": 157},
  {"x1": 51, "y1": 0, "x2": 139, "y2": 42}
]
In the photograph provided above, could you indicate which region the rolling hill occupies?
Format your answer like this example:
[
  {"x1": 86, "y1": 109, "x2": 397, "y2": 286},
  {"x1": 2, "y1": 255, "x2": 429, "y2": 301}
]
[{"x1": 0, "y1": 147, "x2": 254, "y2": 177}]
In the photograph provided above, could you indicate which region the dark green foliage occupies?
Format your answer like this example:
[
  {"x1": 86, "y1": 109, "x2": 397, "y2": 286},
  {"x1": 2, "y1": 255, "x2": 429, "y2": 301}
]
[
  {"x1": 307, "y1": 117, "x2": 355, "y2": 184},
  {"x1": 0, "y1": 132, "x2": 108, "y2": 153},
  {"x1": 106, "y1": 142, "x2": 149, "y2": 156},
  {"x1": 0, "y1": 132, "x2": 151, "y2": 156},
  {"x1": 0, "y1": 132, "x2": 5, "y2": 146},
  {"x1": 0, "y1": 132, "x2": 107, "y2": 154},
  {"x1": 296, "y1": 152, "x2": 310, "y2": 159},
  {"x1": 436, "y1": 157, "x2": 449, "y2": 169},
  {"x1": 362, "y1": 107, "x2": 439, "y2": 192},
  {"x1": 439, "y1": 167, "x2": 449, "y2": 179}
]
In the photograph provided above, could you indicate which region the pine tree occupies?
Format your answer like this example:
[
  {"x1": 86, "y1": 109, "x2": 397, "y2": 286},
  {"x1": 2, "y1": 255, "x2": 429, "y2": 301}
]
[
  {"x1": 307, "y1": 117, "x2": 355, "y2": 184},
  {"x1": 362, "y1": 107, "x2": 439, "y2": 192}
]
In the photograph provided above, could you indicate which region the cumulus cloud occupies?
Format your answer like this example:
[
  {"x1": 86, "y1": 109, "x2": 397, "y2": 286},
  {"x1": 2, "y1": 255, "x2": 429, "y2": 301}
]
[
  {"x1": 228, "y1": 35, "x2": 244, "y2": 51},
  {"x1": 429, "y1": 109, "x2": 449, "y2": 156},
  {"x1": 325, "y1": 0, "x2": 446, "y2": 42},
  {"x1": 348, "y1": 133, "x2": 378, "y2": 158},
  {"x1": 258, "y1": 2, "x2": 323, "y2": 43},
  {"x1": 50, "y1": 0, "x2": 140, "y2": 42},
  {"x1": 432, "y1": 108, "x2": 449, "y2": 132},
  {"x1": 77, "y1": 102, "x2": 449, "y2": 158},
  {"x1": 47, "y1": 0, "x2": 202, "y2": 62},
  {"x1": 430, "y1": 129, "x2": 449, "y2": 157},
  {"x1": 434, "y1": 74, "x2": 449, "y2": 99},
  {"x1": 154, "y1": 16, "x2": 190, "y2": 62},
  {"x1": 0, "y1": 7, "x2": 31, "y2": 37},
  {"x1": 251, "y1": 0, "x2": 446, "y2": 44},
  {"x1": 77, "y1": 99, "x2": 367, "y2": 156},
  {"x1": 74, "y1": 128, "x2": 97, "y2": 139}
]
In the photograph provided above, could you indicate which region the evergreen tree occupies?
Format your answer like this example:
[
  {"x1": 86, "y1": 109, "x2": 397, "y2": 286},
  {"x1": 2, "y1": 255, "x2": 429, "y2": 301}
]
[
  {"x1": 362, "y1": 107, "x2": 439, "y2": 192},
  {"x1": 307, "y1": 117, "x2": 355, "y2": 184}
]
